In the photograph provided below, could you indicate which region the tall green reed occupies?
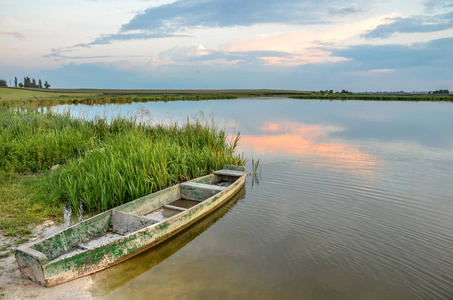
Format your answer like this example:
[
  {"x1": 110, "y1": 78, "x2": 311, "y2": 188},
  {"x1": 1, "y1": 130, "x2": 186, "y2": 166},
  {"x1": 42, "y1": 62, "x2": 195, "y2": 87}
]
[{"x1": 1, "y1": 108, "x2": 244, "y2": 213}]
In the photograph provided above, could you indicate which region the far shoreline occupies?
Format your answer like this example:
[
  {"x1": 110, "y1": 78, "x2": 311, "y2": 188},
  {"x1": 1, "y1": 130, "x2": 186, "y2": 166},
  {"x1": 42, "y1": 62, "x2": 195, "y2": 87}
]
[{"x1": 0, "y1": 87, "x2": 452, "y2": 108}]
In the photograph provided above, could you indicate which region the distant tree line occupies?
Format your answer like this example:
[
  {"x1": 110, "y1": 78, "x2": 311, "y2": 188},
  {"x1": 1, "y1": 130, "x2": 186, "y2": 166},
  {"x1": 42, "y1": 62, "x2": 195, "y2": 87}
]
[
  {"x1": 318, "y1": 89, "x2": 352, "y2": 94},
  {"x1": 317, "y1": 89, "x2": 451, "y2": 95},
  {"x1": 18, "y1": 77, "x2": 51, "y2": 89},
  {"x1": 429, "y1": 89, "x2": 449, "y2": 94},
  {"x1": 0, "y1": 77, "x2": 51, "y2": 88}
]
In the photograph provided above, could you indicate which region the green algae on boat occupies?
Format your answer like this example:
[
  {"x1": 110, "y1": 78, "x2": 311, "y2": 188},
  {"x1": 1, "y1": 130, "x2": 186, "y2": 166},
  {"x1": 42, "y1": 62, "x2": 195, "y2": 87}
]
[{"x1": 15, "y1": 165, "x2": 246, "y2": 287}]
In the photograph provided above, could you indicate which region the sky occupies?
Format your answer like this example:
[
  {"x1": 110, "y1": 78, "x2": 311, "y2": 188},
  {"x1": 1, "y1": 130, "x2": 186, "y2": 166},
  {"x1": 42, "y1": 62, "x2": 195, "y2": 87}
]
[{"x1": 1, "y1": 0, "x2": 453, "y2": 91}]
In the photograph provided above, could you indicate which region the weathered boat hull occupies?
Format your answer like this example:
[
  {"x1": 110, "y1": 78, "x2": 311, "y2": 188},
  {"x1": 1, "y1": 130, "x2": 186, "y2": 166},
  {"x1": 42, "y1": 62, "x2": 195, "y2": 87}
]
[{"x1": 16, "y1": 165, "x2": 246, "y2": 287}]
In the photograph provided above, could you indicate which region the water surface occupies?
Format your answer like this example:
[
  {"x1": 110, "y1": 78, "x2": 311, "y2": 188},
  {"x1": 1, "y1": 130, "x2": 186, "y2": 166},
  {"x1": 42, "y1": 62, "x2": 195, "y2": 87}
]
[{"x1": 55, "y1": 98, "x2": 453, "y2": 299}]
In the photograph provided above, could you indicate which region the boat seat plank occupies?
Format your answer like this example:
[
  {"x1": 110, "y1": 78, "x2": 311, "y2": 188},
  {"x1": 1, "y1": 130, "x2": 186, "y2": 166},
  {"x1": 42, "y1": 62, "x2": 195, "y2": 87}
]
[
  {"x1": 79, "y1": 232, "x2": 124, "y2": 250},
  {"x1": 213, "y1": 170, "x2": 245, "y2": 177},
  {"x1": 111, "y1": 211, "x2": 158, "y2": 236},
  {"x1": 180, "y1": 181, "x2": 226, "y2": 191},
  {"x1": 164, "y1": 204, "x2": 187, "y2": 212},
  {"x1": 223, "y1": 165, "x2": 246, "y2": 172},
  {"x1": 180, "y1": 182, "x2": 226, "y2": 201}
]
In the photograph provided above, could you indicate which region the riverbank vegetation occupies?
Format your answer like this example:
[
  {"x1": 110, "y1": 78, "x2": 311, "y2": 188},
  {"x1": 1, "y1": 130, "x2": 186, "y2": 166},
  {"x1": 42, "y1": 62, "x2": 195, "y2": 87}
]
[
  {"x1": 290, "y1": 93, "x2": 453, "y2": 102},
  {"x1": 0, "y1": 87, "x2": 310, "y2": 109},
  {"x1": 2, "y1": 88, "x2": 452, "y2": 109},
  {"x1": 0, "y1": 109, "x2": 244, "y2": 238}
]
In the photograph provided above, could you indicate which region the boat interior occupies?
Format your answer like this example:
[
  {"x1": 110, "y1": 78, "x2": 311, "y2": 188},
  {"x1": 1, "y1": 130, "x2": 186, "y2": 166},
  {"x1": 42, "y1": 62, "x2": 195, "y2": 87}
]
[{"x1": 30, "y1": 168, "x2": 244, "y2": 263}]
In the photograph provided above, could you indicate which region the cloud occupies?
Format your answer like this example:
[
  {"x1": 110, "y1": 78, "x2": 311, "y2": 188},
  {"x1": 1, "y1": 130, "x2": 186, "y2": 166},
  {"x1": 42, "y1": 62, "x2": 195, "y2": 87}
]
[
  {"x1": 157, "y1": 43, "x2": 348, "y2": 68},
  {"x1": 331, "y1": 37, "x2": 453, "y2": 69},
  {"x1": 0, "y1": 32, "x2": 25, "y2": 40},
  {"x1": 44, "y1": 0, "x2": 370, "y2": 58},
  {"x1": 77, "y1": 32, "x2": 189, "y2": 47},
  {"x1": 344, "y1": 69, "x2": 395, "y2": 76},
  {"x1": 327, "y1": 7, "x2": 364, "y2": 16},
  {"x1": 87, "y1": 0, "x2": 367, "y2": 44},
  {"x1": 156, "y1": 44, "x2": 301, "y2": 68},
  {"x1": 423, "y1": 0, "x2": 453, "y2": 10},
  {"x1": 43, "y1": 48, "x2": 114, "y2": 61},
  {"x1": 363, "y1": 11, "x2": 453, "y2": 39}
]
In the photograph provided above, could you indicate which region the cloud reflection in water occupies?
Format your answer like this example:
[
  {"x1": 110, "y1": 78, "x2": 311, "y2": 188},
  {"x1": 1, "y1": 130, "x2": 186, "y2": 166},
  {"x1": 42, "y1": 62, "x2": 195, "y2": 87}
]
[{"x1": 241, "y1": 122, "x2": 377, "y2": 175}]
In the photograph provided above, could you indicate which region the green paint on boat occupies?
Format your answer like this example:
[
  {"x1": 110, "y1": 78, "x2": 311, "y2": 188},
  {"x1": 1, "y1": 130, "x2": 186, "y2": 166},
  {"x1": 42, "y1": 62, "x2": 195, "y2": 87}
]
[{"x1": 15, "y1": 165, "x2": 246, "y2": 287}]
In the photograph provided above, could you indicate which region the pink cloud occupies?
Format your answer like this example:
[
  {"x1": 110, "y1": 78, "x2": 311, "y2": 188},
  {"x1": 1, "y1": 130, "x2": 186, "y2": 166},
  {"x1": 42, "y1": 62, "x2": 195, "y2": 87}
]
[
  {"x1": 262, "y1": 123, "x2": 282, "y2": 132},
  {"x1": 0, "y1": 32, "x2": 25, "y2": 39},
  {"x1": 221, "y1": 15, "x2": 395, "y2": 66}
]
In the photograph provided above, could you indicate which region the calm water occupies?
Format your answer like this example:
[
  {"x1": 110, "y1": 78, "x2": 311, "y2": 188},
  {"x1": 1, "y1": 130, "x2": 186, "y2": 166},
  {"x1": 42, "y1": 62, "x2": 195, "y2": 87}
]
[{"x1": 55, "y1": 98, "x2": 453, "y2": 299}]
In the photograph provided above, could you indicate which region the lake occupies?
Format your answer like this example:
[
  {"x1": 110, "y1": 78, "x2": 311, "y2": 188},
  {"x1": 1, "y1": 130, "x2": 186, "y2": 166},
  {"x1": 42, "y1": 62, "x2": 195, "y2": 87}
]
[{"x1": 54, "y1": 98, "x2": 453, "y2": 299}]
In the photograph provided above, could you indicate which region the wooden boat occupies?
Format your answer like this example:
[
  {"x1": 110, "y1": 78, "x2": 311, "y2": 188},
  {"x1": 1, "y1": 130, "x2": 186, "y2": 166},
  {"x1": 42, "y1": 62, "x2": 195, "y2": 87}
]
[
  {"x1": 94, "y1": 187, "x2": 245, "y2": 294},
  {"x1": 15, "y1": 165, "x2": 246, "y2": 287}
]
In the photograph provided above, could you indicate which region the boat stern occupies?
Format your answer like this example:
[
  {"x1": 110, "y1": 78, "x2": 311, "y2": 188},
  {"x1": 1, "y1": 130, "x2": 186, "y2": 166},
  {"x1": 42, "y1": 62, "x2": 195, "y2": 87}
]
[{"x1": 15, "y1": 246, "x2": 49, "y2": 287}]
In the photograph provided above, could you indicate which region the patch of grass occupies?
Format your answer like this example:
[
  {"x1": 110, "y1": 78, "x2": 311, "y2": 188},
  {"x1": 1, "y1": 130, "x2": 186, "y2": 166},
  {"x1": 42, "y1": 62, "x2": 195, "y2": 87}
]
[
  {"x1": 0, "y1": 246, "x2": 10, "y2": 252},
  {"x1": 0, "y1": 87, "x2": 96, "y2": 101},
  {"x1": 16, "y1": 237, "x2": 29, "y2": 244},
  {"x1": 290, "y1": 93, "x2": 453, "y2": 102},
  {"x1": 0, "y1": 94, "x2": 240, "y2": 110},
  {"x1": 0, "y1": 172, "x2": 63, "y2": 237},
  {"x1": 252, "y1": 157, "x2": 261, "y2": 175},
  {"x1": 0, "y1": 87, "x2": 313, "y2": 109},
  {"x1": 50, "y1": 119, "x2": 244, "y2": 212},
  {"x1": 1, "y1": 109, "x2": 244, "y2": 226},
  {"x1": 0, "y1": 110, "x2": 100, "y2": 173}
]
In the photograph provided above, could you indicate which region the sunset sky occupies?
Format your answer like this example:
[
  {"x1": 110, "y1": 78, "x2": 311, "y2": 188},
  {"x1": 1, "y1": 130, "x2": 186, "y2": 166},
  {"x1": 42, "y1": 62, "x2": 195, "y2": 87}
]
[{"x1": 1, "y1": 0, "x2": 452, "y2": 90}]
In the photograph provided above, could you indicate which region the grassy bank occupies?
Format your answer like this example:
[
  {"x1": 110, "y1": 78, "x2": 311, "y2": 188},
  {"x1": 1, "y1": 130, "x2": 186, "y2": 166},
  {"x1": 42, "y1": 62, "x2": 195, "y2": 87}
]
[
  {"x1": 0, "y1": 172, "x2": 61, "y2": 239},
  {"x1": 2, "y1": 88, "x2": 452, "y2": 108},
  {"x1": 0, "y1": 94, "x2": 239, "y2": 110},
  {"x1": 0, "y1": 109, "x2": 244, "y2": 237},
  {"x1": 289, "y1": 94, "x2": 453, "y2": 102},
  {"x1": 0, "y1": 87, "x2": 311, "y2": 109}
]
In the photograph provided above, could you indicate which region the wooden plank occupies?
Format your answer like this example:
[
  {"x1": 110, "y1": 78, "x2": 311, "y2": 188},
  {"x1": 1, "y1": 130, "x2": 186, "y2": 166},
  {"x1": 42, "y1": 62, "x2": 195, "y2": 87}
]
[
  {"x1": 164, "y1": 205, "x2": 187, "y2": 212},
  {"x1": 114, "y1": 185, "x2": 180, "y2": 216},
  {"x1": 213, "y1": 170, "x2": 245, "y2": 177},
  {"x1": 180, "y1": 181, "x2": 226, "y2": 191},
  {"x1": 180, "y1": 182, "x2": 226, "y2": 201},
  {"x1": 15, "y1": 247, "x2": 48, "y2": 286},
  {"x1": 30, "y1": 211, "x2": 112, "y2": 260},
  {"x1": 111, "y1": 211, "x2": 158, "y2": 236},
  {"x1": 224, "y1": 165, "x2": 246, "y2": 172}
]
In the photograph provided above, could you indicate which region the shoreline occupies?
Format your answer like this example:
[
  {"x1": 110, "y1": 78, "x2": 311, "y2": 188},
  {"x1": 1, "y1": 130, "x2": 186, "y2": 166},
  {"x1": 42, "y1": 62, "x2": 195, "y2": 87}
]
[{"x1": 0, "y1": 222, "x2": 93, "y2": 300}]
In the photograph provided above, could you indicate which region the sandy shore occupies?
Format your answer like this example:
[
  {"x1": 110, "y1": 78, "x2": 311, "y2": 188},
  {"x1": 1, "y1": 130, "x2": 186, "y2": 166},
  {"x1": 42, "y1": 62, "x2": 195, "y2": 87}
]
[{"x1": 0, "y1": 222, "x2": 93, "y2": 300}]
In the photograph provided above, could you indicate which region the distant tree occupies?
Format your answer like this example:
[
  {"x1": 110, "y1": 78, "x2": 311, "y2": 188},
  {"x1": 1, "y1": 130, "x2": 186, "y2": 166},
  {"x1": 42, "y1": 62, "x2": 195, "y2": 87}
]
[
  {"x1": 340, "y1": 89, "x2": 352, "y2": 94},
  {"x1": 0, "y1": 79, "x2": 7, "y2": 87},
  {"x1": 24, "y1": 77, "x2": 32, "y2": 87},
  {"x1": 432, "y1": 89, "x2": 449, "y2": 94},
  {"x1": 18, "y1": 83, "x2": 24, "y2": 88},
  {"x1": 329, "y1": 90, "x2": 333, "y2": 94},
  {"x1": 14, "y1": 77, "x2": 17, "y2": 87},
  {"x1": 19, "y1": 76, "x2": 50, "y2": 88}
]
